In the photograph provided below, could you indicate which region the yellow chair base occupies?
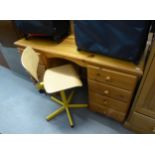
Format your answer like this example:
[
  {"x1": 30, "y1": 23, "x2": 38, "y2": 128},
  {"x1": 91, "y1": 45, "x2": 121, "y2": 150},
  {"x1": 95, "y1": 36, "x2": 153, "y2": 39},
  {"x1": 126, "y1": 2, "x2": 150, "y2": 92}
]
[
  {"x1": 36, "y1": 82, "x2": 44, "y2": 91},
  {"x1": 46, "y1": 90, "x2": 88, "y2": 127}
]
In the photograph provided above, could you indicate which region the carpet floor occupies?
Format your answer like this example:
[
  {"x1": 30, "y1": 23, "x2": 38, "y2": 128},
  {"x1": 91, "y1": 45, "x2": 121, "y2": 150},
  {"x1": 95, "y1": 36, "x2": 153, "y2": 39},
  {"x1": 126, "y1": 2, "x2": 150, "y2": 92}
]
[{"x1": 0, "y1": 66, "x2": 132, "y2": 133}]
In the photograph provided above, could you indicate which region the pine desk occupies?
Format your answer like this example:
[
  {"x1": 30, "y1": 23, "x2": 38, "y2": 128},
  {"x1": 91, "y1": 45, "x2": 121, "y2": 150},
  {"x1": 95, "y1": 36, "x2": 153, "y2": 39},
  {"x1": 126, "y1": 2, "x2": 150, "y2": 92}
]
[{"x1": 14, "y1": 34, "x2": 146, "y2": 122}]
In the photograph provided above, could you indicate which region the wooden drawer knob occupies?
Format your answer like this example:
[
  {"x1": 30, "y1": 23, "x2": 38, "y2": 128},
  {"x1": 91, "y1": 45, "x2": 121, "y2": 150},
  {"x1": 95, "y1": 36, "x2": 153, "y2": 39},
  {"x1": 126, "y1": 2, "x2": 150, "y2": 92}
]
[
  {"x1": 105, "y1": 76, "x2": 111, "y2": 81},
  {"x1": 104, "y1": 90, "x2": 109, "y2": 95}
]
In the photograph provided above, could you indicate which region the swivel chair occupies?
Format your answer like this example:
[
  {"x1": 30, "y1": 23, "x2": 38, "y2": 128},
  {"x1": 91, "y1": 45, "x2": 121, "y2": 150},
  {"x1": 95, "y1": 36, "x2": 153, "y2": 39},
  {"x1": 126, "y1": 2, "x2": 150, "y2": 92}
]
[{"x1": 21, "y1": 46, "x2": 88, "y2": 127}]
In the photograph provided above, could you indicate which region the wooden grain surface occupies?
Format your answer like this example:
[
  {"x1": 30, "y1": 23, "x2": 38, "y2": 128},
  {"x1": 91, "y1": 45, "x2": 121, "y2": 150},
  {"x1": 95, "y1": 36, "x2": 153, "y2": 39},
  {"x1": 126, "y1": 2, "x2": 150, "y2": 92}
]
[
  {"x1": 88, "y1": 79, "x2": 132, "y2": 103},
  {"x1": 88, "y1": 65, "x2": 137, "y2": 91},
  {"x1": 14, "y1": 35, "x2": 146, "y2": 76},
  {"x1": 124, "y1": 37, "x2": 155, "y2": 133},
  {"x1": 135, "y1": 55, "x2": 155, "y2": 119},
  {"x1": 89, "y1": 102, "x2": 126, "y2": 122},
  {"x1": 125, "y1": 112, "x2": 155, "y2": 133},
  {"x1": 89, "y1": 91, "x2": 129, "y2": 113}
]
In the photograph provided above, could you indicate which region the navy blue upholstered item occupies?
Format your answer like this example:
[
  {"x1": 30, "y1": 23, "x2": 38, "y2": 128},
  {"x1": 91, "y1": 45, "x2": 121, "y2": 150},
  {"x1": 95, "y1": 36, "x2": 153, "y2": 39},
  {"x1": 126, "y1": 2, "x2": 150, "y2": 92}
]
[
  {"x1": 74, "y1": 20, "x2": 151, "y2": 63},
  {"x1": 15, "y1": 20, "x2": 70, "y2": 43}
]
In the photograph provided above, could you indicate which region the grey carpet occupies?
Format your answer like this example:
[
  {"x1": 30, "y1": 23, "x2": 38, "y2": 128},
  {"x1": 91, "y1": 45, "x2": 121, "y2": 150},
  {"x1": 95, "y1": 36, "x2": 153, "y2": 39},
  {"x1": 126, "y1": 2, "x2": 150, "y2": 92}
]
[
  {"x1": 0, "y1": 44, "x2": 29, "y2": 78},
  {"x1": 0, "y1": 66, "x2": 132, "y2": 133}
]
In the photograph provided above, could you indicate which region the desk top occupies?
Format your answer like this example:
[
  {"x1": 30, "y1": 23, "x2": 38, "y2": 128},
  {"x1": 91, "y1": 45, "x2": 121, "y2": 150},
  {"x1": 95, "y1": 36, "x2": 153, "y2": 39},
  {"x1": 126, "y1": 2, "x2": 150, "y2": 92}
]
[{"x1": 14, "y1": 35, "x2": 146, "y2": 76}]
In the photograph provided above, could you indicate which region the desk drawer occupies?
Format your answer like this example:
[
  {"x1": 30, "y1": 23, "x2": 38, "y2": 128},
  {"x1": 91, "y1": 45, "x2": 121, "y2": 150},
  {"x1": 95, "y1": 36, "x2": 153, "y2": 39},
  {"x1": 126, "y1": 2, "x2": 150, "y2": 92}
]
[
  {"x1": 88, "y1": 66, "x2": 137, "y2": 91},
  {"x1": 89, "y1": 91, "x2": 129, "y2": 113},
  {"x1": 89, "y1": 101, "x2": 126, "y2": 122},
  {"x1": 88, "y1": 80, "x2": 132, "y2": 103}
]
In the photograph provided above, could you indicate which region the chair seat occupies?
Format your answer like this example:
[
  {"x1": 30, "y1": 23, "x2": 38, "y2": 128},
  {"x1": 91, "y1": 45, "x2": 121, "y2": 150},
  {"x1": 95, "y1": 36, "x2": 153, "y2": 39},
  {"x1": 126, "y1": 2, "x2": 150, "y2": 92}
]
[{"x1": 43, "y1": 64, "x2": 82, "y2": 94}]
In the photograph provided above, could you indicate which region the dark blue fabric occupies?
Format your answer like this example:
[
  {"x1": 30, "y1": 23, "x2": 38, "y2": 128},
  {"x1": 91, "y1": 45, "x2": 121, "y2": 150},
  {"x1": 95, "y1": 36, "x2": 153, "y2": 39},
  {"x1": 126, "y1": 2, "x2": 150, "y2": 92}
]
[
  {"x1": 15, "y1": 20, "x2": 70, "y2": 43},
  {"x1": 74, "y1": 21, "x2": 150, "y2": 63},
  {"x1": 15, "y1": 21, "x2": 54, "y2": 35}
]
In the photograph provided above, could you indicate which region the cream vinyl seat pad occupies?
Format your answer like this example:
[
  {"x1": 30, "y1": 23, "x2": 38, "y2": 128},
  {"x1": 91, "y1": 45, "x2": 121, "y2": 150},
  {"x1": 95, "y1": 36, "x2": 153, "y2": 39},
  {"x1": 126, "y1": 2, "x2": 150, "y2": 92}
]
[{"x1": 43, "y1": 64, "x2": 82, "y2": 94}]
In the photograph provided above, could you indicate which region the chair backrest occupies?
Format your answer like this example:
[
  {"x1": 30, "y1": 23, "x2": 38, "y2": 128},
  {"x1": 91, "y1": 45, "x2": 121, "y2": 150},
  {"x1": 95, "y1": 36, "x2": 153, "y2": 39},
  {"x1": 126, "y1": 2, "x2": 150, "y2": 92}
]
[{"x1": 21, "y1": 46, "x2": 39, "y2": 82}]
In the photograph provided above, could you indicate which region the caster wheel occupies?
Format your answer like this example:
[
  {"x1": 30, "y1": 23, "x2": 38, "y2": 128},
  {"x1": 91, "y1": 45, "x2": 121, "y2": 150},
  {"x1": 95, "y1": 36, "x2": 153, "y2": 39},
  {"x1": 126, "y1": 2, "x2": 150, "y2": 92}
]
[
  {"x1": 70, "y1": 125, "x2": 74, "y2": 128},
  {"x1": 39, "y1": 89, "x2": 45, "y2": 94}
]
